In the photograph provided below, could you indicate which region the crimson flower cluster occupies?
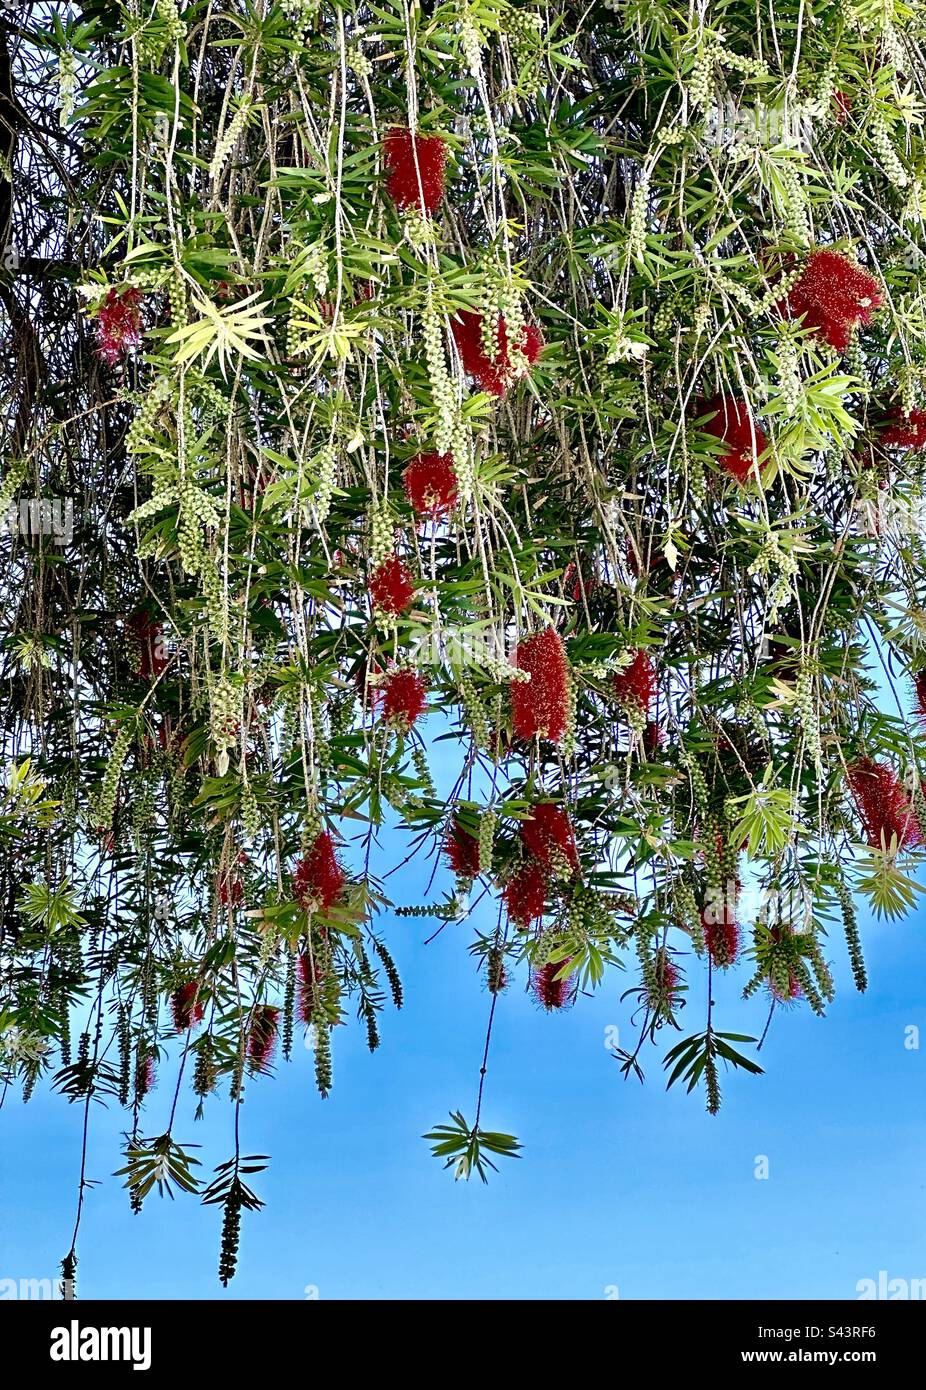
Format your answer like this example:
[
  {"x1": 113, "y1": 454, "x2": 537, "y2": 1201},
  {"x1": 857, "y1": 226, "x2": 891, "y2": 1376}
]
[
  {"x1": 880, "y1": 409, "x2": 926, "y2": 450},
  {"x1": 444, "y1": 815, "x2": 481, "y2": 879},
  {"x1": 504, "y1": 802, "x2": 579, "y2": 929},
  {"x1": 510, "y1": 626, "x2": 570, "y2": 743},
  {"x1": 531, "y1": 959, "x2": 574, "y2": 1011},
  {"x1": 451, "y1": 310, "x2": 544, "y2": 397},
  {"x1": 701, "y1": 397, "x2": 768, "y2": 484},
  {"x1": 612, "y1": 648, "x2": 657, "y2": 714},
  {"x1": 370, "y1": 555, "x2": 415, "y2": 616},
  {"x1": 847, "y1": 758, "x2": 922, "y2": 850},
  {"x1": 293, "y1": 832, "x2": 346, "y2": 912},
  {"x1": 170, "y1": 982, "x2": 204, "y2": 1034},
  {"x1": 247, "y1": 1005, "x2": 280, "y2": 1071},
  {"x1": 127, "y1": 610, "x2": 169, "y2": 681},
  {"x1": 402, "y1": 452, "x2": 458, "y2": 519},
  {"x1": 96, "y1": 287, "x2": 143, "y2": 364},
  {"x1": 383, "y1": 128, "x2": 448, "y2": 216},
  {"x1": 782, "y1": 249, "x2": 883, "y2": 352},
  {"x1": 378, "y1": 667, "x2": 427, "y2": 729}
]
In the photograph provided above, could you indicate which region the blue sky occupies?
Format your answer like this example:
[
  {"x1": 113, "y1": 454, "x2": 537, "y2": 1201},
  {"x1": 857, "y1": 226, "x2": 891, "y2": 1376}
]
[{"x1": 2, "y1": 817, "x2": 925, "y2": 1300}]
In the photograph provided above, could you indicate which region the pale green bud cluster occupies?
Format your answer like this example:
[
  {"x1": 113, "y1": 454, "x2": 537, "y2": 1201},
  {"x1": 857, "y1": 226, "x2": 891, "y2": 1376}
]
[
  {"x1": 93, "y1": 723, "x2": 134, "y2": 830},
  {"x1": 58, "y1": 51, "x2": 77, "y2": 127},
  {"x1": 367, "y1": 499, "x2": 394, "y2": 568},
  {"x1": 422, "y1": 292, "x2": 456, "y2": 455},
  {"x1": 795, "y1": 665, "x2": 823, "y2": 775},
  {"x1": 311, "y1": 443, "x2": 338, "y2": 526},
  {"x1": 478, "y1": 809, "x2": 496, "y2": 873},
  {"x1": 210, "y1": 674, "x2": 241, "y2": 757},
  {"x1": 871, "y1": 113, "x2": 909, "y2": 189},
  {"x1": 210, "y1": 100, "x2": 252, "y2": 183}
]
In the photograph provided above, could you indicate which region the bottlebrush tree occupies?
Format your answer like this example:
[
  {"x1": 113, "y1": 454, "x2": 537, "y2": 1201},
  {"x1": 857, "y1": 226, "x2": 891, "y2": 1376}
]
[{"x1": 3, "y1": 0, "x2": 926, "y2": 1286}]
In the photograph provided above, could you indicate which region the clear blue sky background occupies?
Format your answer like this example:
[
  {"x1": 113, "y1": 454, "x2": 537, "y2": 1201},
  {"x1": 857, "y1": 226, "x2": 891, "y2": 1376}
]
[{"x1": 2, "y1": 736, "x2": 925, "y2": 1300}]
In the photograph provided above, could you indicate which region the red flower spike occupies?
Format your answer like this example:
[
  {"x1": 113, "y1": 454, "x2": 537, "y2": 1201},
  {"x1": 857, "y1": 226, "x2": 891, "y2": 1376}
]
[
  {"x1": 451, "y1": 310, "x2": 544, "y2": 397},
  {"x1": 914, "y1": 671, "x2": 926, "y2": 727},
  {"x1": 781, "y1": 250, "x2": 883, "y2": 352},
  {"x1": 703, "y1": 914, "x2": 741, "y2": 969},
  {"x1": 625, "y1": 537, "x2": 664, "y2": 577},
  {"x1": 170, "y1": 981, "x2": 204, "y2": 1033},
  {"x1": 654, "y1": 949, "x2": 682, "y2": 1004},
  {"x1": 833, "y1": 91, "x2": 852, "y2": 124},
  {"x1": 643, "y1": 720, "x2": 664, "y2": 756},
  {"x1": 402, "y1": 452, "x2": 458, "y2": 519},
  {"x1": 563, "y1": 560, "x2": 599, "y2": 602},
  {"x1": 216, "y1": 850, "x2": 244, "y2": 906},
  {"x1": 136, "y1": 1053, "x2": 156, "y2": 1099},
  {"x1": 379, "y1": 668, "x2": 427, "y2": 729},
  {"x1": 444, "y1": 815, "x2": 481, "y2": 879},
  {"x1": 370, "y1": 555, "x2": 415, "y2": 615},
  {"x1": 612, "y1": 648, "x2": 657, "y2": 714},
  {"x1": 504, "y1": 861, "x2": 548, "y2": 929},
  {"x1": 701, "y1": 396, "x2": 768, "y2": 483},
  {"x1": 96, "y1": 287, "x2": 143, "y2": 365},
  {"x1": 383, "y1": 128, "x2": 448, "y2": 216},
  {"x1": 510, "y1": 626, "x2": 570, "y2": 744},
  {"x1": 847, "y1": 757, "x2": 922, "y2": 850},
  {"x1": 248, "y1": 1004, "x2": 280, "y2": 1071},
  {"x1": 127, "y1": 610, "x2": 168, "y2": 681},
  {"x1": 880, "y1": 409, "x2": 926, "y2": 450},
  {"x1": 520, "y1": 802, "x2": 579, "y2": 873},
  {"x1": 293, "y1": 831, "x2": 346, "y2": 911},
  {"x1": 531, "y1": 959, "x2": 573, "y2": 1011}
]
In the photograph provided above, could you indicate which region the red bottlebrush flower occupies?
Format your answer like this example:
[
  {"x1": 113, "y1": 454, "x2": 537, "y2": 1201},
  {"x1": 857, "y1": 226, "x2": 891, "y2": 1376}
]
[
  {"x1": 504, "y1": 860, "x2": 548, "y2": 929},
  {"x1": 297, "y1": 954, "x2": 324, "y2": 1024},
  {"x1": 248, "y1": 1004, "x2": 280, "y2": 1071},
  {"x1": 914, "y1": 670, "x2": 926, "y2": 727},
  {"x1": 625, "y1": 537, "x2": 664, "y2": 577},
  {"x1": 402, "y1": 452, "x2": 458, "y2": 519},
  {"x1": 170, "y1": 981, "x2": 204, "y2": 1033},
  {"x1": 520, "y1": 802, "x2": 579, "y2": 874},
  {"x1": 127, "y1": 610, "x2": 168, "y2": 680},
  {"x1": 781, "y1": 250, "x2": 883, "y2": 352},
  {"x1": 643, "y1": 720, "x2": 664, "y2": 757},
  {"x1": 96, "y1": 287, "x2": 143, "y2": 365},
  {"x1": 136, "y1": 1052, "x2": 156, "y2": 1099},
  {"x1": 531, "y1": 958, "x2": 573, "y2": 1011},
  {"x1": 879, "y1": 409, "x2": 926, "y2": 450},
  {"x1": 612, "y1": 648, "x2": 657, "y2": 714},
  {"x1": 701, "y1": 397, "x2": 768, "y2": 483},
  {"x1": 450, "y1": 310, "x2": 544, "y2": 397},
  {"x1": 293, "y1": 831, "x2": 345, "y2": 911},
  {"x1": 833, "y1": 90, "x2": 852, "y2": 124},
  {"x1": 847, "y1": 757, "x2": 922, "y2": 850},
  {"x1": 563, "y1": 560, "x2": 599, "y2": 602},
  {"x1": 510, "y1": 626, "x2": 570, "y2": 743},
  {"x1": 444, "y1": 815, "x2": 481, "y2": 879},
  {"x1": 383, "y1": 127, "x2": 448, "y2": 216},
  {"x1": 379, "y1": 667, "x2": 427, "y2": 728},
  {"x1": 654, "y1": 948, "x2": 682, "y2": 1004},
  {"x1": 219, "y1": 872, "x2": 243, "y2": 906},
  {"x1": 370, "y1": 554, "x2": 415, "y2": 615},
  {"x1": 219, "y1": 853, "x2": 247, "y2": 907},
  {"x1": 703, "y1": 914, "x2": 741, "y2": 969}
]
